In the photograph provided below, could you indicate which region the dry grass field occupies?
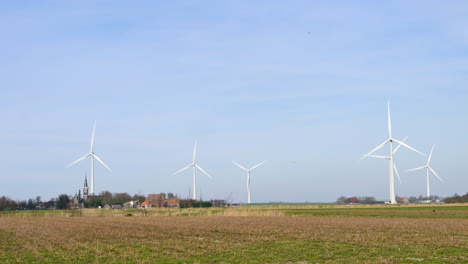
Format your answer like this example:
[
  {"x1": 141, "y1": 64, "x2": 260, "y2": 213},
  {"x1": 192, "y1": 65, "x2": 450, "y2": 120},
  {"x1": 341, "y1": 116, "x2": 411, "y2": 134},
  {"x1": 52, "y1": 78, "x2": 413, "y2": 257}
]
[{"x1": 0, "y1": 205, "x2": 467, "y2": 263}]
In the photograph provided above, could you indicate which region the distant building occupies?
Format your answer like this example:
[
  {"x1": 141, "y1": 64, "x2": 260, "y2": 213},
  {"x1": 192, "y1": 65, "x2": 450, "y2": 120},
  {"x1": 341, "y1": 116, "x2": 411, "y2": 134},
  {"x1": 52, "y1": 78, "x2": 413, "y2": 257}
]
[
  {"x1": 139, "y1": 194, "x2": 180, "y2": 208},
  {"x1": 83, "y1": 176, "x2": 89, "y2": 201},
  {"x1": 347, "y1": 197, "x2": 360, "y2": 204},
  {"x1": 69, "y1": 198, "x2": 83, "y2": 209},
  {"x1": 140, "y1": 194, "x2": 165, "y2": 208},
  {"x1": 140, "y1": 201, "x2": 153, "y2": 208},
  {"x1": 148, "y1": 194, "x2": 165, "y2": 207},
  {"x1": 104, "y1": 204, "x2": 124, "y2": 209},
  {"x1": 35, "y1": 204, "x2": 46, "y2": 210},
  {"x1": 123, "y1": 200, "x2": 139, "y2": 208},
  {"x1": 167, "y1": 199, "x2": 180, "y2": 208},
  {"x1": 398, "y1": 197, "x2": 409, "y2": 204}
]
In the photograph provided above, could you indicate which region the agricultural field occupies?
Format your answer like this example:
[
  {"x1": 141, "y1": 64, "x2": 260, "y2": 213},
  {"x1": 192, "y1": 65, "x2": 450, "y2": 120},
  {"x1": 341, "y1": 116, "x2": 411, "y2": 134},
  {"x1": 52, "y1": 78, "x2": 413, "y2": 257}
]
[{"x1": 0, "y1": 204, "x2": 467, "y2": 263}]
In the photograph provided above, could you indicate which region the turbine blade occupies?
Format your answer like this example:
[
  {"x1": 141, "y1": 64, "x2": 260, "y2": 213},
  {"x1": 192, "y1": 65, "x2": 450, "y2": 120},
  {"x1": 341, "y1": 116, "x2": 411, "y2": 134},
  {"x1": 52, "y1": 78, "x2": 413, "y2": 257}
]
[
  {"x1": 232, "y1": 161, "x2": 248, "y2": 171},
  {"x1": 65, "y1": 153, "x2": 90, "y2": 168},
  {"x1": 173, "y1": 164, "x2": 192, "y2": 175},
  {"x1": 92, "y1": 154, "x2": 112, "y2": 172},
  {"x1": 192, "y1": 140, "x2": 197, "y2": 163},
  {"x1": 392, "y1": 139, "x2": 425, "y2": 156},
  {"x1": 388, "y1": 101, "x2": 392, "y2": 138},
  {"x1": 407, "y1": 165, "x2": 426, "y2": 172},
  {"x1": 428, "y1": 166, "x2": 444, "y2": 183},
  {"x1": 360, "y1": 139, "x2": 390, "y2": 160},
  {"x1": 90, "y1": 121, "x2": 96, "y2": 152},
  {"x1": 393, "y1": 137, "x2": 408, "y2": 155},
  {"x1": 428, "y1": 145, "x2": 435, "y2": 164},
  {"x1": 195, "y1": 164, "x2": 212, "y2": 179},
  {"x1": 393, "y1": 163, "x2": 402, "y2": 184},
  {"x1": 249, "y1": 161, "x2": 266, "y2": 171},
  {"x1": 368, "y1": 155, "x2": 389, "y2": 159}
]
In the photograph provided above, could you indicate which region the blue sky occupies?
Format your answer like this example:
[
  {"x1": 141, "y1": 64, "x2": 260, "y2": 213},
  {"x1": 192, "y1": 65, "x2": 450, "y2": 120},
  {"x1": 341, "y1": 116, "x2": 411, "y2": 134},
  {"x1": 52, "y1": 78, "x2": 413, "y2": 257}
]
[{"x1": 1, "y1": 1, "x2": 468, "y2": 202}]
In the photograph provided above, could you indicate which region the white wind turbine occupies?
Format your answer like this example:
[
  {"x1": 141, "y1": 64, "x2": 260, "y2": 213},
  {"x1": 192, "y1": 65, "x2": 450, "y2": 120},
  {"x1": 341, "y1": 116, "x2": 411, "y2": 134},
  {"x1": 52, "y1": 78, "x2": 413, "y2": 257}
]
[
  {"x1": 65, "y1": 121, "x2": 111, "y2": 195},
  {"x1": 367, "y1": 137, "x2": 408, "y2": 184},
  {"x1": 232, "y1": 161, "x2": 266, "y2": 204},
  {"x1": 407, "y1": 145, "x2": 444, "y2": 199},
  {"x1": 173, "y1": 141, "x2": 212, "y2": 200},
  {"x1": 361, "y1": 102, "x2": 424, "y2": 204}
]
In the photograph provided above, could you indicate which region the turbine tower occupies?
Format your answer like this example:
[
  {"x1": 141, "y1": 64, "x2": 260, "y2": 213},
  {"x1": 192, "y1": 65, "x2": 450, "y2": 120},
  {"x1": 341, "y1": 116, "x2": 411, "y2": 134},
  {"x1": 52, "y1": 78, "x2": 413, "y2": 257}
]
[
  {"x1": 232, "y1": 161, "x2": 265, "y2": 204},
  {"x1": 65, "y1": 121, "x2": 111, "y2": 195},
  {"x1": 361, "y1": 102, "x2": 424, "y2": 204},
  {"x1": 407, "y1": 145, "x2": 444, "y2": 199},
  {"x1": 173, "y1": 141, "x2": 212, "y2": 200},
  {"x1": 367, "y1": 137, "x2": 408, "y2": 184}
]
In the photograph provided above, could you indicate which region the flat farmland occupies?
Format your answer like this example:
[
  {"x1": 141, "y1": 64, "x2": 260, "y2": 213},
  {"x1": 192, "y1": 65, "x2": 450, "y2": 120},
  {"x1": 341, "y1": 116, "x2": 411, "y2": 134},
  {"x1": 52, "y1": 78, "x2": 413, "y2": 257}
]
[{"x1": 0, "y1": 205, "x2": 467, "y2": 263}]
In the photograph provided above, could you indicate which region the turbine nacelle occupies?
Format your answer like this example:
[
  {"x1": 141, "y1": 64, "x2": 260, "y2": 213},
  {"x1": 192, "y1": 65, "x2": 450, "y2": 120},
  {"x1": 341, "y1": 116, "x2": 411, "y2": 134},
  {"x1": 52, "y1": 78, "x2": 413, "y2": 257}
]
[
  {"x1": 232, "y1": 161, "x2": 266, "y2": 172},
  {"x1": 364, "y1": 137, "x2": 408, "y2": 184},
  {"x1": 407, "y1": 145, "x2": 444, "y2": 183},
  {"x1": 361, "y1": 102, "x2": 424, "y2": 204},
  {"x1": 360, "y1": 137, "x2": 424, "y2": 161},
  {"x1": 173, "y1": 162, "x2": 212, "y2": 179},
  {"x1": 232, "y1": 160, "x2": 266, "y2": 204},
  {"x1": 65, "y1": 152, "x2": 111, "y2": 172},
  {"x1": 173, "y1": 141, "x2": 212, "y2": 200},
  {"x1": 65, "y1": 121, "x2": 111, "y2": 195}
]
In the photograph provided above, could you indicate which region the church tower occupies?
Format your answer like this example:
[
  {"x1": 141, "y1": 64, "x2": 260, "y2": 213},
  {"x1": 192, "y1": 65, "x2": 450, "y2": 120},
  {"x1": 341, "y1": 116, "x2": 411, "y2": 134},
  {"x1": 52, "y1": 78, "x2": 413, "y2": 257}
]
[{"x1": 83, "y1": 175, "x2": 89, "y2": 201}]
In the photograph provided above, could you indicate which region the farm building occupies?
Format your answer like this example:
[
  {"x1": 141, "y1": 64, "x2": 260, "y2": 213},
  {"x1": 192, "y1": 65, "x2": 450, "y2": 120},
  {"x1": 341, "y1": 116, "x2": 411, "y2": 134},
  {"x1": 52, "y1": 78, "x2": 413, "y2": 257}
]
[
  {"x1": 167, "y1": 199, "x2": 180, "y2": 208},
  {"x1": 347, "y1": 197, "x2": 360, "y2": 204},
  {"x1": 398, "y1": 197, "x2": 409, "y2": 204},
  {"x1": 140, "y1": 194, "x2": 180, "y2": 208},
  {"x1": 123, "y1": 200, "x2": 139, "y2": 208}
]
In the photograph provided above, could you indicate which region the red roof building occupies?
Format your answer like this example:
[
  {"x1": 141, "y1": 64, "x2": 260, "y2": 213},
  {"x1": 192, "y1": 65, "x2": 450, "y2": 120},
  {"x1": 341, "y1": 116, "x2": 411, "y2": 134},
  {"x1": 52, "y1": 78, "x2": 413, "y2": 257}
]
[
  {"x1": 347, "y1": 197, "x2": 360, "y2": 204},
  {"x1": 140, "y1": 194, "x2": 165, "y2": 208}
]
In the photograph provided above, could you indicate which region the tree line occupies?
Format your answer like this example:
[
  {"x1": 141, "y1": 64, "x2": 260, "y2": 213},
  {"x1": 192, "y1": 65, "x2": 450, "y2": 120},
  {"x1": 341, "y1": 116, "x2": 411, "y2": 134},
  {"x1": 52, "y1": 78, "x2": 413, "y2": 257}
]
[
  {"x1": 336, "y1": 193, "x2": 468, "y2": 204},
  {"x1": 0, "y1": 191, "x2": 147, "y2": 211},
  {"x1": 0, "y1": 196, "x2": 50, "y2": 211},
  {"x1": 443, "y1": 193, "x2": 468, "y2": 203},
  {"x1": 0, "y1": 191, "x2": 231, "y2": 210}
]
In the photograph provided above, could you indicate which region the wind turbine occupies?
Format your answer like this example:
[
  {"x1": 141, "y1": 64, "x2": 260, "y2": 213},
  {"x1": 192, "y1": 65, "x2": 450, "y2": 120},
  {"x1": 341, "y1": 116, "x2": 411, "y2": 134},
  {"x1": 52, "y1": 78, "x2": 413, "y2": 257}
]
[
  {"x1": 65, "y1": 121, "x2": 111, "y2": 195},
  {"x1": 407, "y1": 145, "x2": 444, "y2": 199},
  {"x1": 232, "y1": 161, "x2": 265, "y2": 204},
  {"x1": 367, "y1": 137, "x2": 408, "y2": 184},
  {"x1": 173, "y1": 141, "x2": 212, "y2": 200},
  {"x1": 361, "y1": 102, "x2": 424, "y2": 204}
]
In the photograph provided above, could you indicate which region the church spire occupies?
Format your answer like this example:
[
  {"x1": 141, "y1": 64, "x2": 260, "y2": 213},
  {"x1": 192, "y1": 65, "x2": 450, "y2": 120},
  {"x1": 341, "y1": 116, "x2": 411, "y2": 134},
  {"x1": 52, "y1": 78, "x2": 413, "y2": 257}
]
[{"x1": 83, "y1": 174, "x2": 89, "y2": 201}]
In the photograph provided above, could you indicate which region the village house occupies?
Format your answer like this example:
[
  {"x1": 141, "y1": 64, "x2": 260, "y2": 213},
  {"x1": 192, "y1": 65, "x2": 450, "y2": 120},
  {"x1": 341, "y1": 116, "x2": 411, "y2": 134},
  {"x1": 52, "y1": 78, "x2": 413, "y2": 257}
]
[
  {"x1": 398, "y1": 197, "x2": 409, "y2": 204},
  {"x1": 140, "y1": 194, "x2": 164, "y2": 208},
  {"x1": 167, "y1": 198, "x2": 180, "y2": 208},
  {"x1": 347, "y1": 197, "x2": 360, "y2": 204},
  {"x1": 140, "y1": 194, "x2": 180, "y2": 208},
  {"x1": 123, "y1": 200, "x2": 139, "y2": 208}
]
